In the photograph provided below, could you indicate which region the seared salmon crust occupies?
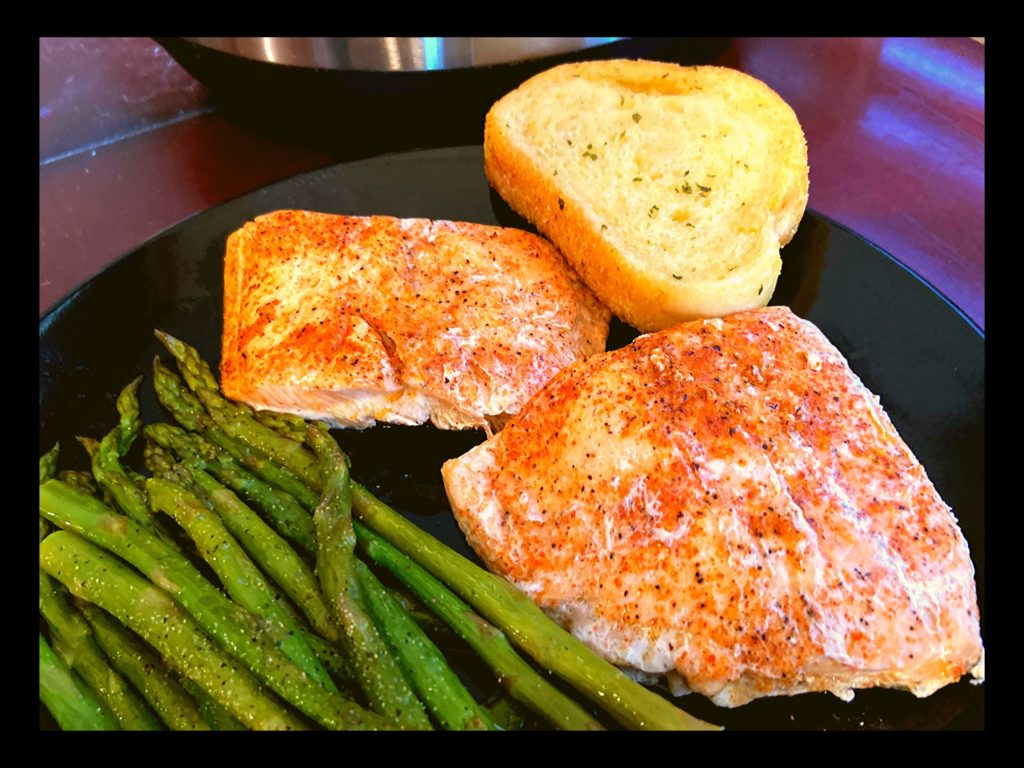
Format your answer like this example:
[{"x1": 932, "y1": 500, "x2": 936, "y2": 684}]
[
  {"x1": 442, "y1": 306, "x2": 984, "y2": 706},
  {"x1": 222, "y1": 211, "x2": 610, "y2": 430}
]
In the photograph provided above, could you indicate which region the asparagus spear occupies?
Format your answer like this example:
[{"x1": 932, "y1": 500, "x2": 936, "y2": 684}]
[
  {"x1": 40, "y1": 531, "x2": 306, "y2": 731},
  {"x1": 145, "y1": 420, "x2": 316, "y2": 555},
  {"x1": 183, "y1": 679, "x2": 247, "y2": 731},
  {"x1": 387, "y1": 583, "x2": 457, "y2": 638},
  {"x1": 39, "y1": 479, "x2": 394, "y2": 730},
  {"x1": 152, "y1": 356, "x2": 319, "y2": 509},
  {"x1": 301, "y1": 631, "x2": 357, "y2": 688},
  {"x1": 143, "y1": 442, "x2": 354, "y2": 692},
  {"x1": 308, "y1": 425, "x2": 431, "y2": 730},
  {"x1": 153, "y1": 330, "x2": 224, "y2": 394},
  {"x1": 40, "y1": 450, "x2": 55, "y2": 539},
  {"x1": 114, "y1": 374, "x2": 143, "y2": 456},
  {"x1": 76, "y1": 435, "x2": 100, "y2": 458},
  {"x1": 196, "y1": 386, "x2": 322, "y2": 489},
  {"x1": 350, "y1": 483, "x2": 720, "y2": 731},
  {"x1": 40, "y1": 633, "x2": 120, "y2": 731},
  {"x1": 145, "y1": 475, "x2": 337, "y2": 693},
  {"x1": 355, "y1": 522, "x2": 603, "y2": 730},
  {"x1": 75, "y1": 436, "x2": 120, "y2": 508},
  {"x1": 151, "y1": 449, "x2": 336, "y2": 641},
  {"x1": 253, "y1": 408, "x2": 309, "y2": 442},
  {"x1": 87, "y1": 378, "x2": 173, "y2": 542},
  {"x1": 39, "y1": 570, "x2": 163, "y2": 730},
  {"x1": 154, "y1": 331, "x2": 321, "y2": 487},
  {"x1": 77, "y1": 600, "x2": 210, "y2": 730},
  {"x1": 354, "y1": 558, "x2": 495, "y2": 730}
]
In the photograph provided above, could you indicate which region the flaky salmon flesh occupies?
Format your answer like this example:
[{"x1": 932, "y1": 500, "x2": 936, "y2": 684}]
[
  {"x1": 221, "y1": 211, "x2": 610, "y2": 430},
  {"x1": 443, "y1": 306, "x2": 984, "y2": 707}
]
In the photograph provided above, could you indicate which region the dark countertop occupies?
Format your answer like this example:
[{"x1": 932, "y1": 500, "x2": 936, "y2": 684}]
[{"x1": 39, "y1": 37, "x2": 984, "y2": 330}]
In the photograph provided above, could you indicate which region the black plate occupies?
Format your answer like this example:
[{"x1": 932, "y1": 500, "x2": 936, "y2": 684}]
[{"x1": 39, "y1": 145, "x2": 984, "y2": 730}]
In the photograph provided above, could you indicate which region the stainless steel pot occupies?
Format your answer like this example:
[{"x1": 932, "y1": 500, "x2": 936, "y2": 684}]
[
  {"x1": 158, "y1": 36, "x2": 728, "y2": 156},
  {"x1": 181, "y1": 37, "x2": 629, "y2": 72}
]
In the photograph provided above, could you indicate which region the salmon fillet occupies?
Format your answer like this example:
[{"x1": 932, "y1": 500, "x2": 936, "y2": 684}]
[
  {"x1": 442, "y1": 306, "x2": 984, "y2": 707},
  {"x1": 221, "y1": 211, "x2": 610, "y2": 430}
]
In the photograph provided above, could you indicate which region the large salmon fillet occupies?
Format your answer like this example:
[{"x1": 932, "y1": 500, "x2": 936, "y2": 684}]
[
  {"x1": 221, "y1": 211, "x2": 610, "y2": 430},
  {"x1": 442, "y1": 306, "x2": 984, "y2": 707}
]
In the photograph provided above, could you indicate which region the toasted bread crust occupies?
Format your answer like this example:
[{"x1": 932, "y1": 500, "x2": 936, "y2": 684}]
[{"x1": 484, "y1": 60, "x2": 809, "y2": 331}]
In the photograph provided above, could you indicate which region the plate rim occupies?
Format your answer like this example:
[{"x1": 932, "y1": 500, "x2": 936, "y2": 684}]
[{"x1": 37, "y1": 142, "x2": 985, "y2": 730}]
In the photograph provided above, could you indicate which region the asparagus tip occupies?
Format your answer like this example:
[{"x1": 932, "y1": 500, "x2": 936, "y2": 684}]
[
  {"x1": 76, "y1": 435, "x2": 100, "y2": 458},
  {"x1": 153, "y1": 329, "x2": 184, "y2": 359}
]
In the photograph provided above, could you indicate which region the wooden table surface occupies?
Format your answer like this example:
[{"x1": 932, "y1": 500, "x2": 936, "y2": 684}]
[{"x1": 39, "y1": 37, "x2": 984, "y2": 330}]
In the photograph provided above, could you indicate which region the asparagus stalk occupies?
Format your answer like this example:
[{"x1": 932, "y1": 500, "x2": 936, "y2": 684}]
[
  {"x1": 354, "y1": 558, "x2": 495, "y2": 730},
  {"x1": 253, "y1": 408, "x2": 309, "y2": 442},
  {"x1": 154, "y1": 331, "x2": 321, "y2": 487},
  {"x1": 153, "y1": 330, "x2": 224, "y2": 394},
  {"x1": 301, "y1": 631, "x2": 357, "y2": 688},
  {"x1": 88, "y1": 379, "x2": 176, "y2": 544},
  {"x1": 387, "y1": 583, "x2": 457, "y2": 638},
  {"x1": 183, "y1": 679, "x2": 247, "y2": 731},
  {"x1": 40, "y1": 633, "x2": 120, "y2": 731},
  {"x1": 39, "y1": 570, "x2": 163, "y2": 730},
  {"x1": 77, "y1": 600, "x2": 210, "y2": 730},
  {"x1": 197, "y1": 385, "x2": 322, "y2": 489},
  {"x1": 150, "y1": 355, "x2": 214, "y2": 433},
  {"x1": 76, "y1": 435, "x2": 100, "y2": 458},
  {"x1": 40, "y1": 445, "x2": 58, "y2": 542},
  {"x1": 208, "y1": 433, "x2": 321, "y2": 512},
  {"x1": 41, "y1": 446, "x2": 118, "y2": 732},
  {"x1": 114, "y1": 374, "x2": 143, "y2": 456},
  {"x1": 355, "y1": 522, "x2": 603, "y2": 730},
  {"x1": 75, "y1": 436, "x2": 119, "y2": 508},
  {"x1": 88, "y1": 381, "x2": 154, "y2": 526},
  {"x1": 308, "y1": 425, "x2": 431, "y2": 730},
  {"x1": 148, "y1": 421, "x2": 465, "y2": 707},
  {"x1": 39, "y1": 479, "x2": 394, "y2": 730},
  {"x1": 40, "y1": 531, "x2": 306, "y2": 730},
  {"x1": 350, "y1": 483, "x2": 720, "y2": 731},
  {"x1": 145, "y1": 420, "x2": 316, "y2": 555},
  {"x1": 158, "y1": 454, "x2": 336, "y2": 641},
  {"x1": 152, "y1": 356, "x2": 319, "y2": 509},
  {"x1": 145, "y1": 476, "x2": 337, "y2": 693}
]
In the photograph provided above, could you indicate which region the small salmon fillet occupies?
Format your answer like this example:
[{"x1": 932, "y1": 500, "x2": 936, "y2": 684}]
[
  {"x1": 221, "y1": 211, "x2": 610, "y2": 430},
  {"x1": 442, "y1": 306, "x2": 984, "y2": 706}
]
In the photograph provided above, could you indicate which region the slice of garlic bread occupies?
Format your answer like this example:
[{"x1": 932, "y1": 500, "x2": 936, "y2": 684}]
[{"x1": 484, "y1": 60, "x2": 809, "y2": 331}]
